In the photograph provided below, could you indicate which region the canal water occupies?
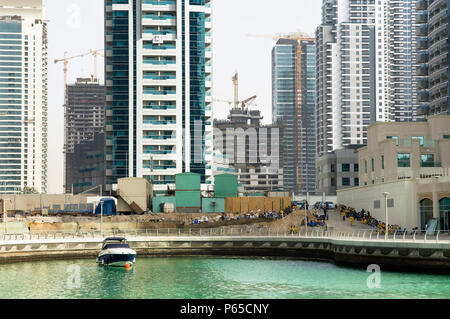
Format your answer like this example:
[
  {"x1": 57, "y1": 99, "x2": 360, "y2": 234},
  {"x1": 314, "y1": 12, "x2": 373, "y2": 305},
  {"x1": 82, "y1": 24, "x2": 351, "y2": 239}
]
[{"x1": 0, "y1": 257, "x2": 449, "y2": 299}]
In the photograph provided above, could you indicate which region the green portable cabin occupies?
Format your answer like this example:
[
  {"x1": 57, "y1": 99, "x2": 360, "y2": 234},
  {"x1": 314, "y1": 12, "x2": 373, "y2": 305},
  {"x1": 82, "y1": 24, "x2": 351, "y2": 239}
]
[
  {"x1": 214, "y1": 173, "x2": 238, "y2": 198},
  {"x1": 175, "y1": 172, "x2": 201, "y2": 191},
  {"x1": 175, "y1": 172, "x2": 201, "y2": 213}
]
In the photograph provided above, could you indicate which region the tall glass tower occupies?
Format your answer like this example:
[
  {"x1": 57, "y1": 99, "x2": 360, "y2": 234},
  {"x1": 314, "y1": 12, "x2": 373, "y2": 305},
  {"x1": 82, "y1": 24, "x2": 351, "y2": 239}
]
[
  {"x1": 272, "y1": 35, "x2": 316, "y2": 194},
  {"x1": 0, "y1": 0, "x2": 48, "y2": 194},
  {"x1": 104, "y1": 0, "x2": 213, "y2": 192}
]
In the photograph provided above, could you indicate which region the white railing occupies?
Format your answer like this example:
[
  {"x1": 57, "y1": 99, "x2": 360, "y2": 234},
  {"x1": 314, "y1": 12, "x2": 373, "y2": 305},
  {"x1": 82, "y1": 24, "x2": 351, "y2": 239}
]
[{"x1": 1, "y1": 227, "x2": 450, "y2": 243}]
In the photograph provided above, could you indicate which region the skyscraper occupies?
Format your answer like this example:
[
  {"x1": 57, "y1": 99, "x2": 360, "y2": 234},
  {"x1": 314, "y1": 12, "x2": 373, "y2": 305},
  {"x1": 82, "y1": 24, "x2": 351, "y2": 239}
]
[
  {"x1": 65, "y1": 77, "x2": 105, "y2": 193},
  {"x1": 0, "y1": 0, "x2": 48, "y2": 194},
  {"x1": 388, "y1": 0, "x2": 420, "y2": 122},
  {"x1": 104, "y1": 0, "x2": 213, "y2": 192},
  {"x1": 416, "y1": 0, "x2": 450, "y2": 116},
  {"x1": 272, "y1": 34, "x2": 316, "y2": 194},
  {"x1": 315, "y1": 0, "x2": 421, "y2": 159}
]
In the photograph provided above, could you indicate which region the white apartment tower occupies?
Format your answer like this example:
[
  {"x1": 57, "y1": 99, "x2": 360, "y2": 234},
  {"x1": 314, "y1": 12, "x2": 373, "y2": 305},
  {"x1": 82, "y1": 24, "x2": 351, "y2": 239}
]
[
  {"x1": 105, "y1": 0, "x2": 213, "y2": 192},
  {"x1": 0, "y1": 0, "x2": 48, "y2": 194},
  {"x1": 316, "y1": 0, "x2": 420, "y2": 158}
]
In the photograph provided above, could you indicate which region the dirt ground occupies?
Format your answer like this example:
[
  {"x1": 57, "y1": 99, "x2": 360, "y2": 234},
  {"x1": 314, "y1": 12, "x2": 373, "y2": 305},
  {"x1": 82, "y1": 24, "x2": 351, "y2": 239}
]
[{"x1": 21, "y1": 210, "x2": 311, "y2": 234}]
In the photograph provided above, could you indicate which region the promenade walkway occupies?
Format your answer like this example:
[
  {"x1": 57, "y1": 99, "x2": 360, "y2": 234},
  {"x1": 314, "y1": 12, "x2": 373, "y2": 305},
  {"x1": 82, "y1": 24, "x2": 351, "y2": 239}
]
[{"x1": 326, "y1": 209, "x2": 372, "y2": 231}]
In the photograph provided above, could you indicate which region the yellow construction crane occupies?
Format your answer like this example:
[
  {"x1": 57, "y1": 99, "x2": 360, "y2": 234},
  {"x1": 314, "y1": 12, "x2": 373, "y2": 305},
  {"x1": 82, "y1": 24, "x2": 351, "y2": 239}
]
[
  {"x1": 232, "y1": 71, "x2": 239, "y2": 108},
  {"x1": 214, "y1": 71, "x2": 258, "y2": 111},
  {"x1": 90, "y1": 49, "x2": 105, "y2": 79},
  {"x1": 54, "y1": 51, "x2": 91, "y2": 95},
  {"x1": 54, "y1": 49, "x2": 105, "y2": 91}
]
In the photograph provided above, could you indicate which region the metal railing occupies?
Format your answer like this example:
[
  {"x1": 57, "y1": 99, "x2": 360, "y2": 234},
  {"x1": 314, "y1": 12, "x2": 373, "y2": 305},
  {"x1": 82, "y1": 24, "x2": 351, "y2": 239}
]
[{"x1": 1, "y1": 227, "x2": 450, "y2": 243}]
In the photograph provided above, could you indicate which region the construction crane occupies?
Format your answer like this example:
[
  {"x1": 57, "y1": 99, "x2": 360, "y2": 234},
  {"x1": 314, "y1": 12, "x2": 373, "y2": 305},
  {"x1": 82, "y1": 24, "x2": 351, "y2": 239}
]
[
  {"x1": 90, "y1": 49, "x2": 105, "y2": 79},
  {"x1": 214, "y1": 71, "x2": 258, "y2": 111},
  {"x1": 54, "y1": 49, "x2": 104, "y2": 91},
  {"x1": 213, "y1": 97, "x2": 258, "y2": 109},
  {"x1": 54, "y1": 51, "x2": 91, "y2": 94},
  {"x1": 232, "y1": 71, "x2": 239, "y2": 108}
]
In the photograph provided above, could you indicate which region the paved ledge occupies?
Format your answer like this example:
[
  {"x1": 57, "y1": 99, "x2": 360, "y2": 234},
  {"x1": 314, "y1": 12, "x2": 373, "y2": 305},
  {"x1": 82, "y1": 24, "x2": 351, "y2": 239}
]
[{"x1": 0, "y1": 236, "x2": 449, "y2": 273}]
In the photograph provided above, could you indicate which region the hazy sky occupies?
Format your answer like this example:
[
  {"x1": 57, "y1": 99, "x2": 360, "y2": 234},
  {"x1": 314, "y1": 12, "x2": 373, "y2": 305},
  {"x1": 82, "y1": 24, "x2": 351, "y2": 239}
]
[{"x1": 44, "y1": 0, "x2": 322, "y2": 193}]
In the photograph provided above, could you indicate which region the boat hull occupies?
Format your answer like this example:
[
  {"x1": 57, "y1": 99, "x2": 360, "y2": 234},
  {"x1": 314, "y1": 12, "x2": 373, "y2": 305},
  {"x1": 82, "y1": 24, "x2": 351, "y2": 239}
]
[{"x1": 96, "y1": 248, "x2": 136, "y2": 267}]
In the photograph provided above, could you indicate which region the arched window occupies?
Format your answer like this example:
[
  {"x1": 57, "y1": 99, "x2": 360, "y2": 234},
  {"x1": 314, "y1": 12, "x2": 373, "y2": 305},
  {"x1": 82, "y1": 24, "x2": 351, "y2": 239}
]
[
  {"x1": 419, "y1": 198, "x2": 433, "y2": 230},
  {"x1": 439, "y1": 198, "x2": 450, "y2": 231}
]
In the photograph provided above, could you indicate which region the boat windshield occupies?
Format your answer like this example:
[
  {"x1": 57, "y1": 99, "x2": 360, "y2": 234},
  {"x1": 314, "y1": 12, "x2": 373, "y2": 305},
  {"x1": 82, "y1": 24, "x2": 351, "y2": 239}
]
[
  {"x1": 101, "y1": 238, "x2": 130, "y2": 249},
  {"x1": 102, "y1": 243, "x2": 131, "y2": 250}
]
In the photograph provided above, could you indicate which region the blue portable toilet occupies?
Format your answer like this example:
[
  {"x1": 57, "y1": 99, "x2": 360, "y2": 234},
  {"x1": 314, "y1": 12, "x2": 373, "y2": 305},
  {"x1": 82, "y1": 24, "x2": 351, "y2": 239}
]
[{"x1": 95, "y1": 198, "x2": 117, "y2": 216}]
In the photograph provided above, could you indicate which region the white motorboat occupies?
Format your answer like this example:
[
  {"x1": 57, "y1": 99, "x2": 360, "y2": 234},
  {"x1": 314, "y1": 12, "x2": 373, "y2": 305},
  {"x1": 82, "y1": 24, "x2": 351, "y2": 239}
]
[{"x1": 96, "y1": 237, "x2": 136, "y2": 267}]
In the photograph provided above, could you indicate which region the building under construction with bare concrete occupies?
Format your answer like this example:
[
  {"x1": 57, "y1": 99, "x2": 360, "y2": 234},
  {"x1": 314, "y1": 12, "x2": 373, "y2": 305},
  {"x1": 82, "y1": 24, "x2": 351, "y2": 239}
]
[
  {"x1": 64, "y1": 77, "x2": 105, "y2": 194},
  {"x1": 214, "y1": 107, "x2": 284, "y2": 194}
]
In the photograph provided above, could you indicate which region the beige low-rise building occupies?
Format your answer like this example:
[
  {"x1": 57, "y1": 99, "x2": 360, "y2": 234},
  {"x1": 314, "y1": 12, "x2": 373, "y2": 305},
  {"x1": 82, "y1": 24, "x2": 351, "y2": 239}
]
[{"x1": 338, "y1": 115, "x2": 450, "y2": 231}]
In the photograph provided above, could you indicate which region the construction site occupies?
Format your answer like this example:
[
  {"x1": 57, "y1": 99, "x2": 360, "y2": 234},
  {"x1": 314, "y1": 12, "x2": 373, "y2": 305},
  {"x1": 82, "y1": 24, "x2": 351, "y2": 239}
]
[
  {"x1": 0, "y1": 53, "x2": 296, "y2": 235},
  {"x1": 0, "y1": 172, "x2": 296, "y2": 234}
]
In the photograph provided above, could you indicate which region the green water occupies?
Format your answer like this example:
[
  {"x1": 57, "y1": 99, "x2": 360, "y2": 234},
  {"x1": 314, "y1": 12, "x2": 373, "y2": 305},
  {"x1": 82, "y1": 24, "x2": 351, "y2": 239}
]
[{"x1": 0, "y1": 257, "x2": 449, "y2": 299}]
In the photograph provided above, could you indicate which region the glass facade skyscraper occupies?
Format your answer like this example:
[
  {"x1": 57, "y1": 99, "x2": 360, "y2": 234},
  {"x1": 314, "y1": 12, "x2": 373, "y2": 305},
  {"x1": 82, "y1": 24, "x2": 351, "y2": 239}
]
[
  {"x1": 104, "y1": 0, "x2": 213, "y2": 192},
  {"x1": 272, "y1": 36, "x2": 316, "y2": 194},
  {"x1": 0, "y1": 0, "x2": 48, "y2": 194}
]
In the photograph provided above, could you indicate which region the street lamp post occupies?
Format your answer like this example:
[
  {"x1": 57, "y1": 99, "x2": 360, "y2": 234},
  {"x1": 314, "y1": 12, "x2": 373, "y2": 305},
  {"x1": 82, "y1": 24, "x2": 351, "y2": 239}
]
[
  {"x1": 100, "y1": 201, "x2": 104, "y2": 238},
  {"x1": 304, "y1": 199, "x2": 308, "y2": 234},
  {"x1": 2, "y1": 198, "x2": 10, "y2": 235},
  {"x1": 383, "y1": 192, "x2": 390, "y2": 240},
  {"x1": 2, "y1": 199, "x2": 6, "y2": 235}
]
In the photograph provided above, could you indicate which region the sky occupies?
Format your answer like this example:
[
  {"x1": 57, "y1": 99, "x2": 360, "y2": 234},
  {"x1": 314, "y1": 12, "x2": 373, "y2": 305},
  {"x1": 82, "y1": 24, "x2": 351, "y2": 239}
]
[{"x1": 44, "y1": 0, "x2": 322, "y2": 194}]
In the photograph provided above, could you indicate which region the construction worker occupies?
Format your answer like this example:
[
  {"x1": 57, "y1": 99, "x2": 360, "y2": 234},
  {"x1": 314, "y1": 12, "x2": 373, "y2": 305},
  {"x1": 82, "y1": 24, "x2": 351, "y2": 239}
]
[{"x1": 350, "y1": 215, "x2": 354, "y2": 226}]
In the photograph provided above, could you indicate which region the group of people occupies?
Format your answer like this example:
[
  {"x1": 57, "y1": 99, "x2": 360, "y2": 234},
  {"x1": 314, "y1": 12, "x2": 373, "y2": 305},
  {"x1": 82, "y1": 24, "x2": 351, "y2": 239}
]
[
  {"x1": 305, "y1": 206, "x2": 328, "y2": 228},
  {"x1": 188, "y1": 206, "x2": 295, "y2": 225},
  {"x1": 250, "y1": 206, "x2": 294, "y2": 220},
  {"x1": 340, "y1": 205, "x2": 406, "y2": 234},
  {"x1": 289, "y1": 225, "x2": 298, "y2": 234}
]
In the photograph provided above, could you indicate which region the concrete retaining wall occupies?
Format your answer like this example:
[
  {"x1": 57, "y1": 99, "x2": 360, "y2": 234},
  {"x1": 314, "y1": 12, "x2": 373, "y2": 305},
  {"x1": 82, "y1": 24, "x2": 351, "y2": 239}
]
[
  {"x1": 0, "y1": 194, "x2": 97, "y2": 212},
  {"x1": 0, "y1": 236, "x2": 449, "y2": 273}
]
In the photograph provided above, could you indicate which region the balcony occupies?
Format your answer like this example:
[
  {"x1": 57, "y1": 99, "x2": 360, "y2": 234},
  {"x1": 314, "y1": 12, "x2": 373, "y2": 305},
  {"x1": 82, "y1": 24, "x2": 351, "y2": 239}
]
[
  {"x1": 143, "y1": 150, "x2": 176, "y2": 155},
  {"x1": 421, "y1": 161, "x2": 441, "y2": 168},
  {"x1": 143, "y1": 135, "x2": 174, "y2": 140},
  {"x1": 143, "y1": 120, "x2": 176, "y2": 125}
]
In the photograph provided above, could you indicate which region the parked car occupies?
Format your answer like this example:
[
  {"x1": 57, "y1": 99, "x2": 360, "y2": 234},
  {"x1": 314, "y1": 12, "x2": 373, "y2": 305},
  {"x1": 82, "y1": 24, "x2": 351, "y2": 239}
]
[{"x1": 324, "y1": 201, "x2": 335, "y2": 209}]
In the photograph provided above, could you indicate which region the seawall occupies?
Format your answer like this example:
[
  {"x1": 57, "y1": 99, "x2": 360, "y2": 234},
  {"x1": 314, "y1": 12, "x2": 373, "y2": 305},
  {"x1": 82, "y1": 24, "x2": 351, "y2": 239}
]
[{"x1": 0, "y1": 236, "x2": 450, "y2": 274}]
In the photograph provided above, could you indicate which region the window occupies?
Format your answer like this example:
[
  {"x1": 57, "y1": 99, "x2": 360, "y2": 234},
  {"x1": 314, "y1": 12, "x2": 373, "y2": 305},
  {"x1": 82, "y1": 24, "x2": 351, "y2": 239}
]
[
  {"x1": 397, "y1": 153, "x2": 410, "y2": 167},
  {"x1": 354, "y1": 178, "x2": 359, "y2": 186},
  {"x1": 387, "y1": 136, "x2": 399, "y2": 145},
  {"x1": 331, "y1": 164, "x2": 335, "y2": 173},
  {"x1": 387, "y1": 199, "x2": 394, "y2": 208},
  {"x1": 443, "y1": 135, "x2": 450, "y2": 139},
  {"x1": 381, "y1": 155, "x2": 384, "y2": 170},
  {"x1": 342, "y1": 163, "x2": 350, "y2": 172},
  {"x1": 342, "y1": 178, "x2": 350, "y2": 186},
  {"x1": 371, "y1": 158, "x2": 374, "y2": 172},
  {"x1": 412, "y1": 136, "x2": 424, "y2": 146},
  {"x1": 364, "y1": 160, "x2": 367, "y2": 173},
  {"x1": 354, "y1": 163, "x2": 359, "y2": 172},
  {"x1": 421, "y1": 154, "x2": 435, "y2": 167},
  {"x1": 374, "y1": 200, "x2": 381, "y2": 209}
]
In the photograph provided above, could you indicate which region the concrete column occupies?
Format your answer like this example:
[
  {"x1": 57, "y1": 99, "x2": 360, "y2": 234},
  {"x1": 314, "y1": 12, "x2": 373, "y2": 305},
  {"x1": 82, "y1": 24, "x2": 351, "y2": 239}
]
[{"x1": 432, "y1": 177, "x2": 439, "y2": 219}]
